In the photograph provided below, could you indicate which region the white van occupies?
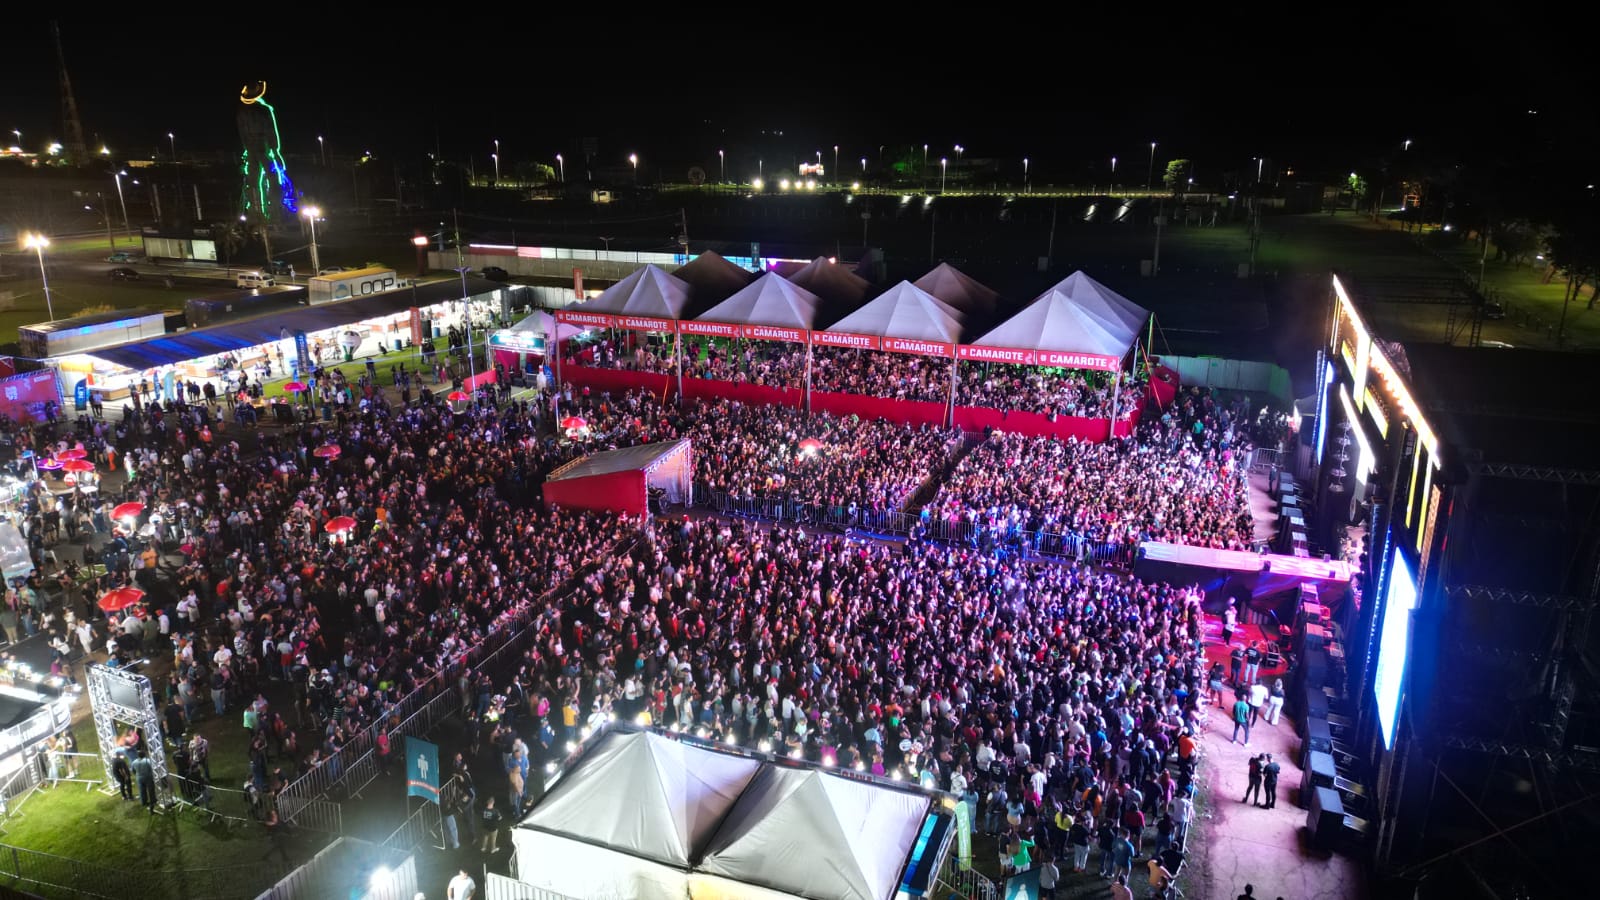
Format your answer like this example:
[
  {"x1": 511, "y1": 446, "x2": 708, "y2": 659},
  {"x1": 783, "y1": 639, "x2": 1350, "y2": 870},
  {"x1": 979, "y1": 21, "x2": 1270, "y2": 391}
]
[{"x1": 236, "y1": 272, "x2": 275, "y2": 288}]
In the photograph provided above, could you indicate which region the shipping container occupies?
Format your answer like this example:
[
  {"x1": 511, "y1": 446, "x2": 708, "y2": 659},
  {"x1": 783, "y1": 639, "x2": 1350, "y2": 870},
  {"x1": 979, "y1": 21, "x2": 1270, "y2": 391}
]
[{"x1": 183, "y1": 285, "x2": 308, "y2": 328}]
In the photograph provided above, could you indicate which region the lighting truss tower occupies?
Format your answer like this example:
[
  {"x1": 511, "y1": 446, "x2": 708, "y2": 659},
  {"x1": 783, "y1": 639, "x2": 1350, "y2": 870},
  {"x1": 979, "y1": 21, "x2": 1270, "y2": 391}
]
[{"x1": 87, "y1": 664, "x2": 173, "y2": 807}]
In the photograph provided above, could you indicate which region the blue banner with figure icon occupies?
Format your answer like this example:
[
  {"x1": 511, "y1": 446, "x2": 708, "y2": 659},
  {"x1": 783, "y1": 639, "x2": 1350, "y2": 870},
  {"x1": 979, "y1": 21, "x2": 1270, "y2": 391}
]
[
  {"x1": 405, "y1": 736, "x2": 440, "y2": 803},
  {"x1": 1003, "y1": 866, "x2": 1040, "y2": 900}
]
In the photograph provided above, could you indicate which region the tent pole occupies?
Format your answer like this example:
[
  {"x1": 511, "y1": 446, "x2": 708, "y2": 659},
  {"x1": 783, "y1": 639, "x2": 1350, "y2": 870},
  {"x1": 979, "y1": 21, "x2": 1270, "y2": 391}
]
[
  {"x1": 552, "y1": 327, "x2": 563, "y2": 423},
  {"x1": 1109, "y1": 368, "x2": 1122, "y2": 439},
  {"x1": 946, "y1": 354, "x2": 958, "y2": 429},
  {"x1": 674, "y1": 328, "x2": 683, "y2": 403},
  {"x1": 804, "y1": 337, "x2": 813, "y2": 415}
]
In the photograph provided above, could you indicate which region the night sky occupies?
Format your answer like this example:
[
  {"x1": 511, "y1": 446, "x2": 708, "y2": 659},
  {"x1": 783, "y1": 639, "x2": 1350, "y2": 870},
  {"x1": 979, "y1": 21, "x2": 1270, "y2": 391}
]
[{"x1": 2, "y1": 13, "x2": 1589, "y2": 180}]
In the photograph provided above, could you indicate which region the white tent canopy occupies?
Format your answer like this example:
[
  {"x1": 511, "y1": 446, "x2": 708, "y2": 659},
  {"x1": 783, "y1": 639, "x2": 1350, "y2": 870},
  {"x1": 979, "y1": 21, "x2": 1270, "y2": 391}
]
[
  {"x1": 971, "y1": 270, "x2": 1149, "y2": 358},
  {"x1": 913, "y1": 262, "x2": 1000, "y2": 316},
  {"x1": 697, "y1": 766, "x2": 930, "y2": 900},
  {"x1": 826, "y1": 280, "x2": 966, "y2": 343},
  {"x1": 509, "y1": 726, "x2": 944, "y2": 900},
  {"x1": 572, "y1": 264, "x2": 692, "y2": 320},
  {"x1": 787, "y1": 257, "x2": 873, "y2": 309},
  {"x1": 508, "y1": 310, "x2": 587, "y2": 344},
  {"x1": 521, "y1": 730, "x2": 759, "y2": 868},
  {"x1": 675, "y1": 251, "x2": 756, "y2": 308},
  {"x1": 697, "y1": 272, "x2": 825, "y2": 330}
]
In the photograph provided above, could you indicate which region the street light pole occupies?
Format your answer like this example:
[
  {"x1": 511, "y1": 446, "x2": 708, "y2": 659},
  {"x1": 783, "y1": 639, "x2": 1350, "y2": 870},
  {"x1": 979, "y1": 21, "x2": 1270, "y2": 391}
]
[
  {"x1": 1024, "y1": 157, "x2": 1030, "y2": 192},
  {"x1": 718, "y1": 149, "x2": 725, "y2": 183},
  {"x1": 1146, "y1": 142, "x2": 1157, "y2": 190},
  {"x1": 413, "y1": 233, "x2": 429, "y2": 277},
  {"x1": 22, "y1": 234, "x2": 55, "y2": 320},
  {"x1": 113, "y1": 170, "x2": 131, "y2": 238},
  {"x1": 940, "y1": 157, "x2": 948, "y2": 194},
  {"x1": 629, "y1": 153, "x2": 638, "y2": 184},
  {"x1": 833, "y1": 145, "x2": 839, "y2": 181},
  {"x1": 317, "y1": 135, "x2": 326, "y2": 166},
  {"x1": 556, "y1": 154, "x2": 564, "y2": 182},
  {"x1": 491, "y1": 152, "x2": 499, "y2": 184},
  {"x1": 455, "y1": 265, "x2": 478, "y2": 387},
  {"x1": 303, "y1": 205, "x2": 322, "y2": 275}
]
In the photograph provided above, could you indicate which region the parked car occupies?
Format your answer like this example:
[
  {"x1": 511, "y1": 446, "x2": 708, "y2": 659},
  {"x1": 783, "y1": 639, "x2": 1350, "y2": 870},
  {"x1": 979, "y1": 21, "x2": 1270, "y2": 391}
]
[
  {"x1": 480, "y1": 266, "x2": 509, "y2": 281},
  {"x1": 107, "y1": 251, "x2": 140, "y2": 263},
  {"x1": 318, "y1": 266, "x2": 350, "y2": 276},
  {"x1": 1481, "y1": 300, "x2": 1506, "y2": 320},
  {"x1": 266, "y1": 259, "x2": 294, "y2": 276},
  {"x1": 236, "y1": 272, "x2": 275, "y2": 288},
  {"x1": 108, "y1": 267, "x2": 140, "y2": 281}
]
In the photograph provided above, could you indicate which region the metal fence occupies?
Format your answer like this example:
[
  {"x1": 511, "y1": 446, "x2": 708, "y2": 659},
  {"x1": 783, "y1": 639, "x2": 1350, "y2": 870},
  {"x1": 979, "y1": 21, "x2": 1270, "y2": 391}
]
[
  {"x1": 253, "y1": 837, "x2": 413, "y2": 900},
  {"x1": 934, "y1": 855, "x2": 999, "y2": 900},
  {"x1": 378, "y1": 789, "x2": 446, "y2": 855},
  {"x1": 484, "y1": 871, "x2": 583, "y2": 900}
]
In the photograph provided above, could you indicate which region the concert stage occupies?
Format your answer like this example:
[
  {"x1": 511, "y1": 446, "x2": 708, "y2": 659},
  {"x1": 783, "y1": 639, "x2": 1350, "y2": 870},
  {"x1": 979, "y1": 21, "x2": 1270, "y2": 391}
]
[{"x1": 1135, "y1": 542, "x2": 1352, "y2": 619}]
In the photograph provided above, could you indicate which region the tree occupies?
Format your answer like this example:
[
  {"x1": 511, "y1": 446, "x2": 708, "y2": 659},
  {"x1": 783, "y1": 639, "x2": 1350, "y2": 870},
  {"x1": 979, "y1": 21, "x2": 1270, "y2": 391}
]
[
  {"x1": 1162, "y1": 159, "x2": 1191, "y2": 192},
  {"x1": 1346, "y1": 173, "x2": 1369, "y2": 209},
  {"x1": 1544, "y1": 197, "x2": 1600, "y2": 343}
]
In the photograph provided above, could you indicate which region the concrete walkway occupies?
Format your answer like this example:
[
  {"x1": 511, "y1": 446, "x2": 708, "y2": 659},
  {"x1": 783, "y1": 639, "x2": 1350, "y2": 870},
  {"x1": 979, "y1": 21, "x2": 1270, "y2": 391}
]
[{"x1": 1186, "y1": 615, "x2": 1366, "y2": 900}]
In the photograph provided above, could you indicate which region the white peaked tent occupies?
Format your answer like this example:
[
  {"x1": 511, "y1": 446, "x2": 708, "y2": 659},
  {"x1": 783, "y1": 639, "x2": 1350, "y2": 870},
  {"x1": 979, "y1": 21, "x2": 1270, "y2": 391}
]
[
  {"x1": 826, "y1": 280, "x2": 966, "y2": 343},
  {"x1": 787, "y1": 257, "x2": 874, "y2": 308},
  {"x1": 572, "y1": 264, "x2": 692, "y2": 320},
  {"x1": 697, "y1": 767, "x2": 931, "y2": 900},
  {"x1": 519, "y1": 729, "x2": 760, "y2": 868},
  {"x1": 507, "y1": 310, "x2": 587, "y2": 343},
  {"x1": 697, "y1": 272, "x2": 824, "y2": 330},
  {"x1": 508, "y1": 726, "x2": 950, "y2": 900},
  {"x1": 972, "y1": 270, "x2": 1150, "y2": 358},
  {"x1": 675, "y1": 251, "x2": 756, "y2": 307},
  {"x1": 914, "y1": 262, "x2": 1000, "y2": 316}
]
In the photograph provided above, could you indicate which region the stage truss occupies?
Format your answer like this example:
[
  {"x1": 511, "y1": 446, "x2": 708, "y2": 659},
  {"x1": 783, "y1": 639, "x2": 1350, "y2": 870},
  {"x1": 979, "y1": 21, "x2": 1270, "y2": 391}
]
[{"x1": 86, "y1": 664, "x2": 172, "y2": 806}]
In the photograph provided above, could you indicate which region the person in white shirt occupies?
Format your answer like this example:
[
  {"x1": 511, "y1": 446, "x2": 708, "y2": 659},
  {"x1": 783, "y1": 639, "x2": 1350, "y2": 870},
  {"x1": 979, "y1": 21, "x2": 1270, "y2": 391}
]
[
  {"x1": 446, "y1": 868, "x2": 476, "y2": 900},
  {"x1": 1248, "y1": 681, "x2": 1269, "y2": 726}
]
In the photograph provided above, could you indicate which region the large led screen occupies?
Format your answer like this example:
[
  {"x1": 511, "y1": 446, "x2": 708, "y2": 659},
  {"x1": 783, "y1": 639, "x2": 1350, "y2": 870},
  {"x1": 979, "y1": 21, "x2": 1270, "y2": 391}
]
[{"x1": 1373, "y1": 551, "x2": 1419, "y2": 748}]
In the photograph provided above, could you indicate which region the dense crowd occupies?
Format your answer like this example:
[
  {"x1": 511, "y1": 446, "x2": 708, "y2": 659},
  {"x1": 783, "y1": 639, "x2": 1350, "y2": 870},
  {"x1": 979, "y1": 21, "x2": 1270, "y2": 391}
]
[
  {"x1": 477, "y1": 517, "x2": 1212, "y2": 884},
  {"x1": 809, "y1": 347, "x2": 952, "y2": 402},
  {"x1": 682, "y1": 339, "x2": 807, "y2": 391},
  {"x1": 552, "y1": 389, "x2": 959, "y2": 517},
  {"x1": 3, "y1": 354, "x2": 1285, "y2": 891},
  {"x1": 924, "y1": 388, "x2": 1258, "y2": 550},
  {"x1": 958, "y1": 364, "x2": 1145, "y2": 420}
]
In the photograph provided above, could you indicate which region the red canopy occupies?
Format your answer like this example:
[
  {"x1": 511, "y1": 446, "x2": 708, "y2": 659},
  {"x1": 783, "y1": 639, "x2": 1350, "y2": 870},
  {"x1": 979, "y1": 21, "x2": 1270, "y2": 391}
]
[
  {"x1": 284, "y1": 381, "x2": 309, "y2": 393},
  {"x1": 98, "y1": 587, "x2": 146, "y2": 613},
  {"x1": 560, "y1": 416, "x2": 588, "y2": 430},
  {"x1": 55, "y1": 448, "x2": 88, "y2": 461},
  {"x1": 313, "y1": 444, "x2": 342, "y2": 459},
  {"x1": 446, "y1": 390, "x2": 471, "y2": 402},
  {"x1": 61, "y1": 459, "x2": 96, "y2": 472},
  {"x1": 112, "y1": 502, "x2": 145, "y2": 520},
  {"x1": 798, "y1": 438, "x2": 823, "y2": 453},
  {"x1": 324, "y1": 515, "x2": 358, "y2": 534}
]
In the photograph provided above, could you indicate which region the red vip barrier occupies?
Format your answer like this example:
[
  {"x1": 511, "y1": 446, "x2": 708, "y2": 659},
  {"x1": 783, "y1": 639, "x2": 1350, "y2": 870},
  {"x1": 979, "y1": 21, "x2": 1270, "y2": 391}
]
[
  {"x1": 810, "y1": 391, "x2": 949, "y2": 428},
  {"x1": 558, "y1": 364, "x2": 675, "y2": 399},
  {"x1": 1147, "y1": 365, "x2": 1180, "y2": 408},
  {"x1": 680, "y1": 377, "x2": 803, "y2": 409},
  {"x1": 952, "y1": 406, "x2": 1114, "y2": 442}
]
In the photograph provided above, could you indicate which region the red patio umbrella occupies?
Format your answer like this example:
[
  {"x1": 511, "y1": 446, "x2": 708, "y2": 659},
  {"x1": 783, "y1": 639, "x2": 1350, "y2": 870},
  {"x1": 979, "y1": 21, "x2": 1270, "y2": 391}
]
[
  {"x1": 55, "y1": 448, "x2": 88, "y2": 461},
  {"x1": 798, "y1": 438, "x2": 823, "y2": 454},
  {"x1": 284, "y1": 381, "x2": 309, "y2": 393},
  {"x1": 446, "y1": 390, "x2": 471, "y2": 402},
  {"x1": 312, "y1": 444, "x2": 342, "y2": 459},
  {"x1": 559, "y1": 416, "x2": 587, "y2": 430},
  {"x1": 98, "y1": 586, "x2": 146, "y2": 613},
  {"x1": 324, "y1": 515, "x2": 358, "y2": 535},
  {"x1": 61, "y1": 459, "x2": 96, "y2": 473},
  {"x1": 112, "y1": 502, "x2": 146, "y2": 521}
]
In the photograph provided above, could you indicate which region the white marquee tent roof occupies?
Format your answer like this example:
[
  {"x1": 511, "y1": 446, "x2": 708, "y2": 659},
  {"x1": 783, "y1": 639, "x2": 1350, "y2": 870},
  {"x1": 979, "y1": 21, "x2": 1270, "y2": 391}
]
[
  {"x1": 698, "y1": 766, "x2": 930, "y2": 900},
  {"x1": 971, "y1": 270, "x2": 1149, "y2": 357},
  {"x1": 510, "y1": 727, "x2": 941, "y2": 900},
  {"x1": 697, "y1": 271, "x2": 825, "y2": 330},
  {"x1": 508, "y1": 310, "x2": 588, "y2": 343},
  {"x1": 787, "y1": 257, "x2": 874, "y2": 308},
  {"x1": 520, "y1": 728, "x2": 758, "y2": 868},
  {"x1": 826, "y1": 280, "x2": 966, "y2": 343},
  {"x1": 675, "y1": 251, "x2": 756, "y2": 307},
  {"x1": 572, "y1": 264, "x2": 692, "y2": 319},
  {"x1": 913, "y1": 262, "x2": 1000, "y2": 315}
]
